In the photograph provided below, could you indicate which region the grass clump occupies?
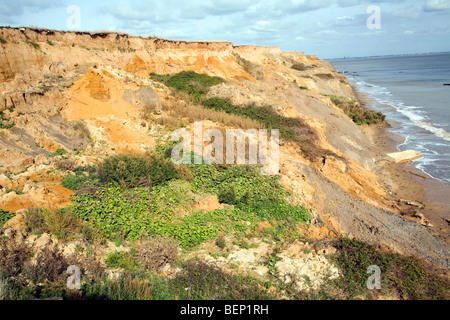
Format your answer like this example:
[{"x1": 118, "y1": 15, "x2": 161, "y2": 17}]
[
  {"x1": 291, "y1": 63, "x2": 308, "y2": 71},
  {"x1": 26, "y1": 40, "x2": 40, "y2": 50},
  {"x1": 49, "y1": 148, "x2": 69, "y2": 158},
  {"x1": 62, "y1": 173, "x2": 93, "y2": 191},
  {"x1": 0, "y1": 37, "x2": 7, "y2": 44},
  {"x1": 323, "y1": 94, "x2": 386, "y2": 125},
  {"x1": 315, "y1": 73, "x2": 334, "y2": 80},
  {"x1": 168, "y1": 259, "x2": 274, "y2": 300},
  {"x1": 24, "y1": 208, "x2": 86, "y2": 242},
  {"x1": 153, "y1": 71, "x2": 225, "y2": 103},
  {"x1": 105, "y1": 251, "x2": 139, "y2": 271},
  {"x1": 0, "y1": 209, "x2": 15, "y2": 226}
]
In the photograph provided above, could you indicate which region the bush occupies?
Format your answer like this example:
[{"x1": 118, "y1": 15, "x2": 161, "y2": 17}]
[
  {"x1": 323, "y1": 94, "x2": 386, "y2": 125},
  {"x1": 24, "y1": 246, "x2": 68, "y2": 284},
  {"x1": 97, "y1": 153, "x2": 180, "y2": 189},
  {"x1": 26, "y1": 40, "x2": 40, "y2": 50},
  {"x1": 105, "y1": 251, "x2": 139, "y2": 271},
  {"x1": 163, "y1": 71, "x2": 225, "y2": 103},
  {"x1": 49, "y1": 148, "x2": 69, "y2": 158},
  {"x1": 315, "y1": 73, "x2": 334, "y2": 80},
  {"x1": 0, "y1": 237, "x2": 31, "y2": 277},
  {"x1": 62, "y1": 172, "x2": 93, "y2": 191},
  {"x1": 134, "y1": 235, "x2": 179, "y2": 271},
  {"x1": 291, "y1": 63, "x2": 308, "y2": 71},
  {"x1": 24, "y1": 208, "x2": 84, "y2": 241}
]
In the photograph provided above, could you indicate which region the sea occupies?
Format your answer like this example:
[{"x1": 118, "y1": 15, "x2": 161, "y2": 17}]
[{"x1": 330, "y1": 53, "x2": 450, "y2": 187}]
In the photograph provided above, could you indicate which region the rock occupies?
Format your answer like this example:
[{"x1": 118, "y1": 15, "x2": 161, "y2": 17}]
[
  {"x1": 0, "y1": 174, "x2": 13, "y2": 190},
  {"x1": 34, "y1": 154, "x2": 48, "y2": 165},
  {"x1": 321, "y1": 156, "x2": 347, "y2": 174},
  {"x1": 387, "y1": 150, "x2": 422, "y2": 163},
  {"x1": 62, "y1": 243, "x2": 78, "y2": 257},
  {"x1": 3, "y1": 213, "x2": 25, "y2": 231},
  {"x1": 194, "y1": 194, "x2": 224, "y2": 212},
  {"x1": 34, "y1": 233, "x2": 51, "y2": 249}
]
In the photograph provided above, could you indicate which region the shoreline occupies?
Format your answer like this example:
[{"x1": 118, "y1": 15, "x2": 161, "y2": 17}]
[{"x1": 355, "y1": 89, "x2": 450, "y2": 244}]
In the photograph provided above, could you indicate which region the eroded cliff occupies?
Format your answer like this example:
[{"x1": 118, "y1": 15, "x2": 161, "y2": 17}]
[{"x1": 0, "y1": 27, "x2": 448, "y2": 267}]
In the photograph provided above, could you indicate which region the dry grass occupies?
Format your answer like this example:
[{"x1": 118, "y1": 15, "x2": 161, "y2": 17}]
[
  {"x1": 0, "y1": 276, "x2": 7, "y2": 300},
  {"x1": 23, "y1": 245, "x2": 68, "y2": 284},
  {"x1": 134, "y1": 235, "x2": 179, "y2": 272},
  {"x1": 52, "y1": 156, "x2": 78, "y2": 171},
  {"x1": 0, "y1": 237, "x2": 31, "y2": 277},
  {"x1": 151, "y1": 96, "x2": 264, "y2": 132},
  {"x1": 24, "y1": 208, "x2": 85, "y2": 242}
]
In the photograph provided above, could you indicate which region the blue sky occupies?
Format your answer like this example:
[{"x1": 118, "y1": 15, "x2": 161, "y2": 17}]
[{"x1": 1, "y1": 0, "x2": 449, "y2": 59}]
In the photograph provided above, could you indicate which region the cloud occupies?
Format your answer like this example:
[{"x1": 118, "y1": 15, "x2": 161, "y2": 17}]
[
  {"x1": 0, "y1": 0, "x2": 63, "y2": 24},
  {"x1": 424, "y1": 0, "x2": 450, "y2": 11},
  {"x1": 283, "y1": 0, "x2": 333, "y2": 13},
  {"x1": 201, "y1": 0, "x2": 254, "y2": 16}
]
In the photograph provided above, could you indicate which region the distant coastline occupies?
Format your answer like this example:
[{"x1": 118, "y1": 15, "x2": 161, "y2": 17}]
[{"x1": 329, "y1": 51, "x2": 450, "y2": 61}]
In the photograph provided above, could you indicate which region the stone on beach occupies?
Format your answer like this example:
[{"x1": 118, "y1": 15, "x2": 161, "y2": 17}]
[{"x1": 387, "y1": 150, "x2": 423, "y2": 163}]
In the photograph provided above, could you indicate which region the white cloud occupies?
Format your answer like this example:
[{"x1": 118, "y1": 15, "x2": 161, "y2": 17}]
[
  {"x1": 424, "y1": 0, "x2": 450, "y2": 11},
  {"x1": 0, "y1": 0, "x2": 63, "y2": 23},
  {"x1": 283, "y1": 0, "x2": 333, "y2": 13}
]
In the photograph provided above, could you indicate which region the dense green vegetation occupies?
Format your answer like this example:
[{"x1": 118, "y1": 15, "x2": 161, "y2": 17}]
[
  {"x1": 151, "y1": 70, "x2": 224, "y2": 103},
  {"x1": 65, "y1": 153, "x2": 310, "y2": 248},
  {"x1": 322, "y1": 94, "x2": 386, "y2": 125}
]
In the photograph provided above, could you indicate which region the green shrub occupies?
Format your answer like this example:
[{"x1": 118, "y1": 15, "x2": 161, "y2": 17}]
[
  {"x1": 0, "y1": 38, "x2": 6, "y2": 44},
  {"x1": 190, "y1": 164, "x2": 310, "y2": 224},
  {"x1": 49, "y1": 148, "x2": 69, "y2": 158},
  {"x1": 26, "y1": 40, "x2": 40, "y2": 50},
  {"x1": 24, "y1": 208, "x2": 85, "y2": 241},
  {"x1": 163, "y1": 71, "x2": 225, "y2": 103},
  {"x1": 97, "y1": 153, "x2": 180, "y2": 189},
  {"x1": 105, "y1": 251, "x2": 139, "y2": 271},
  {"x1": 291, "y1": 63, "x2": 308, "y2": 71},
  {"x1": 315, "y1": 73, "x2": 334, "y2": 80},
  {"x1": 323, "y1": 94, "x2": 386, "y2": 125},
  {"x1": 62, "y1": 172, "x2": 93, "y2": 191},
  {"x1": 0, "y1": 209, "x2": 15, "y2": 226}
]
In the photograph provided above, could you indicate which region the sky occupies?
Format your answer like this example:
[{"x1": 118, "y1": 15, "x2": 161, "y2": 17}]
[{"x1": 0, "y1": 0, "x2": 450, "y2": 59}]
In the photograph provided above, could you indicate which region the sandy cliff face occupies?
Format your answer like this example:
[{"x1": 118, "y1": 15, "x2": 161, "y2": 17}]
[{"x1": 0, "y1": 27, "x2": 448, "y2": 266}]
